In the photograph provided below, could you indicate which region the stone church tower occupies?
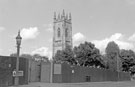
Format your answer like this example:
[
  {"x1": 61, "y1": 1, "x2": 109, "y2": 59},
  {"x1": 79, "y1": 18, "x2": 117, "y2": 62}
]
[{"x1": 52, "y1": 10, "x2": 72, "y2": 57}]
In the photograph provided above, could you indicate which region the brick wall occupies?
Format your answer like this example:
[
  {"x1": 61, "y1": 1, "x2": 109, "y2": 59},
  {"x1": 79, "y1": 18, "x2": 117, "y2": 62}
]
[
  {"x1": 0, "y1": 56, "x2": 29, "y2": 86},
  {"x1": 53, "y1": 63, "x2": 131, "y2": 83}
]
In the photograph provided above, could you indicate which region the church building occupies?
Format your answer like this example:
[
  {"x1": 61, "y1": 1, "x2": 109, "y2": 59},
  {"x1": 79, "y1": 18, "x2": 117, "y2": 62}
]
[
  {"x1": 52, "y1": 10, "x2": 73, "y2": 57},
  {"x1": 50, "y1": 10, "x2": 130, "y2": 83}
]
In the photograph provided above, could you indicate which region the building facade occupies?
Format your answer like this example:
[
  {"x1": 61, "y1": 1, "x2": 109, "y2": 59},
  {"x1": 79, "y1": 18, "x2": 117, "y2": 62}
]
[{"x1": 52, "y1": 10, "x2": 73, "y2": 57}]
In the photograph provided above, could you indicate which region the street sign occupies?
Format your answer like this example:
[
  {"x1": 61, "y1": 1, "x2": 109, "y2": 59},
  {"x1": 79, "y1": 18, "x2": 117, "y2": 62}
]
[
  {"x1": 13, "y1": 71, "x2": 23, "y2": 77},
  {"x1": 13, "y1": 71, "x2": 16, "y2": 76}
]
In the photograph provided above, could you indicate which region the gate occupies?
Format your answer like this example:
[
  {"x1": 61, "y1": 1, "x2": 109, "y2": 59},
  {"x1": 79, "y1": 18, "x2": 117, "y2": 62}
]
[
  {"x1": 29, "y1": 60, "x2": 41, "y2": 82},
  {"x1": 85, "y1": 76, "x2": 91, "y2": 82},
  {"x1": 40, "y1": 62, "x2": 51, "y2": 82}
]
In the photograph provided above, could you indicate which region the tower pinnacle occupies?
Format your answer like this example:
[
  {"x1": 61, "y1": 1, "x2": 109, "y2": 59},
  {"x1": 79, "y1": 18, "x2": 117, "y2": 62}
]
[
  {"x1": 69, "y1": 13, "x2": 71, "y2": 20},
  {"x1": 58, "y1": 13, "x2": 60, "y2": 19},
  {"x1": 62, "y1": 9, "x2": 65, "y2": 17},
  {"x1": 54, "y1": 12, "x2": 56, "y2": 20}
]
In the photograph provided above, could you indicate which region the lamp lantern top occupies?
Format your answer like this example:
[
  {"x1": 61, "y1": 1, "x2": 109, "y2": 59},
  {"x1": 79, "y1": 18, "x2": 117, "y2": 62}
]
[{"x1": 16, "y1": 30, "x2": 22, "y2": 45}]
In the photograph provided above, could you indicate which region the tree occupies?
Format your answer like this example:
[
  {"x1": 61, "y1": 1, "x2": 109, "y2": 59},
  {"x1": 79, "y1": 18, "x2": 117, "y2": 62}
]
[
  {"x1": 21, "y1": 54, "x2": 33, "y2": 59},
  {"x1": 73, "y1": 41, "x2": 104, "y2": 67},
  {"x1": 10, "y1": 53, "x2": 17, "y2": 57},
  {"x1": 10, "y1": 53, "x2": 49, "y2": 62},
  {"x1": 106, "y1": 41, "x2": 120, "y2": 55},
  {"x1": 10, "y1": 53, "x2": 32, "y2": 59},
  {"x1": 54, "y1": 50, "x2": 64, "y2": 62},
  {"x1": 105, "y1": 41, "x2": 121, "y2": 71},
  {"x1": 120, "y1": 49, "x2": 135, "y2": 73},
  {"x1": 101, "y1": 55, "x2": 109, "y2": 69},
  {"x1": 130, "y1": 66, "x2": 135, "y2": 75},
  {"x1": 54, "y1": 46, "x2": 76, "y2": 65}
]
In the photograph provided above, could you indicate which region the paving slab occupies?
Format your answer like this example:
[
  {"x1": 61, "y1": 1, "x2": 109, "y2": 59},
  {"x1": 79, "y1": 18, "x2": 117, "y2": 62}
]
[{"x1": 10, "y1": 81, "x2": 135, "y2": 87}]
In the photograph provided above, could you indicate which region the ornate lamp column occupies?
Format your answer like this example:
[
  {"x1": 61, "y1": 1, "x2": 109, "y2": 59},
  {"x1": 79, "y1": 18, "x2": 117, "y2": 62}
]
[{"x1": 15, "y1": 30, "x2": 22, "y2": 86}]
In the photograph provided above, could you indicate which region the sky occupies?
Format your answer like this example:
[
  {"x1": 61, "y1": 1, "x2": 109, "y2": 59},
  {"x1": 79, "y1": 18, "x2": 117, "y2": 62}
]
[{"x1": 1, "y1": 0, "x2": 135, "y2": 59}]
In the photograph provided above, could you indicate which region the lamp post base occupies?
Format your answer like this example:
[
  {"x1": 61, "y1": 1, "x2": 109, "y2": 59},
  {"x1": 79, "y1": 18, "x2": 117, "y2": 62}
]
[
  {"x1": 50, "y1": 60, "x2": 53, "y2": 83},
  {"x1": 14, "y1": 77, "x2": 19, "y2": 86}
]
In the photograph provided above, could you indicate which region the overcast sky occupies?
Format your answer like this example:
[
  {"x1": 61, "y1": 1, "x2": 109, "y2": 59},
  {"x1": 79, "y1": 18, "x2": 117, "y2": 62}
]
[{"x1": 1, "y1": 0, "x2": 135, "y2": 59}]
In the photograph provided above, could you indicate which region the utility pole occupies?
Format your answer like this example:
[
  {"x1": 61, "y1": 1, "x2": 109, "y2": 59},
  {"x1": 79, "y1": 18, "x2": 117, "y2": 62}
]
[{"x1": 117, "y1": 52, "x2": 119, "y2": 81}]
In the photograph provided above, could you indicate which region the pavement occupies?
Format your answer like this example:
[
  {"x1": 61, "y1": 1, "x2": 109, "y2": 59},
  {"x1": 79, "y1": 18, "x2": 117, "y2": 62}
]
[{"x1": 10, "y1": 81, "x2": 135, "y2": 87}]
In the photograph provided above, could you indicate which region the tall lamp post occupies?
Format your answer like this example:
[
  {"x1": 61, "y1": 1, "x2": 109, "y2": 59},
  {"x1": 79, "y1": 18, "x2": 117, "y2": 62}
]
[
  {"x1": 15, "y1": 30, "x2": 22, "y2": 86},
  {"x1": 50, "y1": 58, "x2": 53, "y2": 83}
]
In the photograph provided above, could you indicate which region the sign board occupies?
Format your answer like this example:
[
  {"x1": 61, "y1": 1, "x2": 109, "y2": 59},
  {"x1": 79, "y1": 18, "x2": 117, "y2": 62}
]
[
  {"x1": 54, "y1": 64, "x2": 61, "y2": 74},
  {"x1": 13, "y1": 71, "x2": 23, "y2": 77},
  {"x1": 72, "y1": 70, "x2": 75, "y2": 73}
]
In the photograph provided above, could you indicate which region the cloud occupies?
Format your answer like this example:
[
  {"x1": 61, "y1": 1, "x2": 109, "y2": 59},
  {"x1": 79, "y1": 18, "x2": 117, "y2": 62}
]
[
  {"x1": 31, "y1": 47, "x2": 52, "y2": 59},
  {"x1": 128, "y1": 33, "x2": 135, "y2": 41},
  {"x1": 73, "y1": 32, "x2": 86, "y2": 42},
  {"x1": 92, "y1": 33, "x2": 135, "y2": 54},
  {"x1": 44, "y1": 24, "x2": 53, "y2": 32},
  {"x1": 115, "y1": 40, "x2": 134, "y2": 50},
  {"x1": 20, "y1": 27, "x2": 39, "y2": 40},
  {"x1": 73, "y1": 32, "x2": 86, "y2": 46},
  {"x1": 109, "y1": 33, "x2": 123, "y2": 40}
]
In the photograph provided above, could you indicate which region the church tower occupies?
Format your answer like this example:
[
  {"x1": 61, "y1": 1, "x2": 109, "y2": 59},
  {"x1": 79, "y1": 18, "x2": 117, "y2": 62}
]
[{"x1": 52, "y1": 10, "x2": 72, "y2": 57}]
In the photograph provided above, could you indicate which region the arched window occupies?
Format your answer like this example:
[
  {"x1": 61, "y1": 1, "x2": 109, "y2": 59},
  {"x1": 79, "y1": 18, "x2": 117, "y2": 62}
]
[
  {"x1": 58, "y1": 28, "x2": 60, "y2": 37},
  {"x1": 65, "y1": 28, "x2": 68, "y2": 37}
]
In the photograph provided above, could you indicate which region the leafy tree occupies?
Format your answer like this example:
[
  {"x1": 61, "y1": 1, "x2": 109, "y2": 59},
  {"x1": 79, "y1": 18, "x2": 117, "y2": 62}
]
[
  {"x1": 130, "y1": 65, "x2": 135, "y2": 75},
  {"x1": 33, "y1": 54, "x2": 49, "y2": 62},
  {"x1": 54, "y1": 50, "x2": 64, "y2": 62},
  {"x1": 106, "y1": 41, "x2": 120, "y2": 55},
  {"x1": 10, "y1": 53, "x2": 32, "y2": 59},
  {"x1": 73, "y1": 41, "x2": 104, "y2": 67},
  {"x1": 10, "y1": 53, "x2": 17, "y2": 57},
  {"x1": 54, "y1": 46, "x2": 76, "y2": 65},
  {"x1": 105, "y1": 41, "x2": 121, "y2": 71},
  {"x1": 10, "y1": 53, "x2": 49, "y2": 62},
  {"x1": 120, "y1": 49, "x2": 135, "y2": 73},
  {"x1": 21, "y1": 54, "x2": 33, "y2": 59},
  {"x1": 100, "y1": 55, "x2": 109, "y2": 69}
]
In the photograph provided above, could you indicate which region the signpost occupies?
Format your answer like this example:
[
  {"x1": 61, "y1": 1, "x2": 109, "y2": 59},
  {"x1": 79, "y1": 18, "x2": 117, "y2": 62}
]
[{"x1": 13, "y1": 71, "x2": 23, "y2": 77}]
